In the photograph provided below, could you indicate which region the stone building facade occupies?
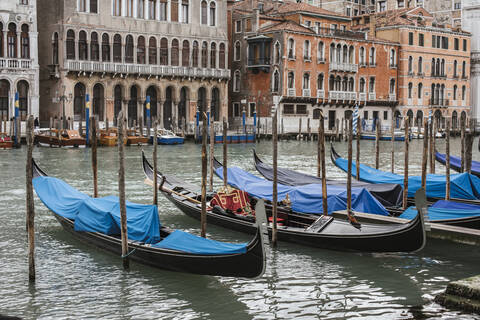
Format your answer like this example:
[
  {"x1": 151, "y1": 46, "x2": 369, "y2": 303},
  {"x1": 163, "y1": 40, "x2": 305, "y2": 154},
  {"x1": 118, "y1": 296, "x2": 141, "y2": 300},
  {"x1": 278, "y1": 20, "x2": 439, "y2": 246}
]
[
  {"x1": 37, "y1": 0, "x2": 229, "y2": 130},
  {"x1": 228, "y1": 0, "x2": 399, "y2": 132},
  {"x1": 353, "y1": 7, "x2": 471, "y2": 129},
  {"x1": 0, "y1": 0, "x2": 39, "y2": 122}
]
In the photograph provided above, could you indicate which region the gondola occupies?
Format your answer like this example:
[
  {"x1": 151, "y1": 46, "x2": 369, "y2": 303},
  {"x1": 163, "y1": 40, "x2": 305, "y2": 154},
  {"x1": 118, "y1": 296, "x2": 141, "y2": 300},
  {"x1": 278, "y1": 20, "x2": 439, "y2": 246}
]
[
  {"x1": 435, "y1": 150, "x2": 480, "y2": 178},
  {"x1": 331, "y1": 144, "x2": 480, "y2": 229},
  {"x1": 142, "y1": 153, "x2": 427, "y2": 253},
  {"x1": 32, "y1": 158, "x2": 266, "y2": 278},
  {"x1": 251, "y1": 150, "x2": 403, "y2": 209}
]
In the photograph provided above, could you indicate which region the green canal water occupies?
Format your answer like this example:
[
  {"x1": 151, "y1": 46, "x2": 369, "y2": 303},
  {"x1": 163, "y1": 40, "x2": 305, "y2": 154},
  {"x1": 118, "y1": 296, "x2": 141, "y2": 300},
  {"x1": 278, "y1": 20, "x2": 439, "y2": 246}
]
[{"x1": 0, "y1": 138, "x2": 479, "y2": 319}]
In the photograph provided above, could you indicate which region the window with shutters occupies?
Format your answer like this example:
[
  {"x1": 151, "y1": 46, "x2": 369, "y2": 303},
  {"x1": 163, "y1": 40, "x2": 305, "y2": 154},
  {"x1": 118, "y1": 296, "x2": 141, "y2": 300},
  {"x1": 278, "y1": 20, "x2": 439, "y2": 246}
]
[
  {"x1": 171, "y1": 0, "x2": 178, "y2": 22},
  {"x1": 171, "y1": 39, "x2": 179, "y2": 66},
  {"x1": 52, "y1": 32, "x2": 59, "y2": 64},
  {"x1": 21, "y1": 24, "x2": 29, "y2": 59},
  {"x1": 90, "y1": 0, "x2": 98, "y2": 13},
  {"x1": 201, "y1": 1, "x2": 207, "y2": 25},
  {"x1": 78, "y1": 30, "x2": 87, "y2": 60},
  {"x1": 181, "y1": 0, "x2": 189, "y2": 23},
  {"x1": 113, "y1": 0, "x2": 122, "y2": 16},
  {"x1": 127, "y1": 0, "x2": 133, "y2": 17},
  {"x1": 233, "y1": 70, "x2": 240, "y2": 92},
  {"x1": 201, "y1": 41, "x2": 207, "y2": 68},
  {"x1": 210, "y1": 42, "x2": 216, "y2": 68},
  {"x1": 125, "y1": 35, "x2": 134, "y2": 63},
  {"x1": 160, "y1": 38, "x2": 168, "y2": 65},
  {"x1": 138, "y1": 0, "x2": 145, "y2": 18},
  {"x1": 272, "y1": 69, "x2": 279, "y2": 92},
  {"x1": 90, "y1": 32, "x2": 99, "y2": 61},
  {"x1": 160, "y1": 0, "x2": 167, "y2": 20},
  {"x1": 137, "y1": 36, "x2": 146, "y2": 64},
  {"x1": 219, "y1": 43, "x2": 225, "y2": 69},
  {"x1": 7, "y1": 23, "x2": 17, "y2": 58},
  {"x1": 113, "y1": 34, "x2": 122, "y2": 62},
  {"x1": 192, "y1": 41, "x2": 199, "y2": 67},
  {"x1": 149, "y1": 37, "x2": 157, "y2": 64},
  {"x1": 182, "y1": 40, "x2": 189, "y2": 66},
  {"x1": 210, "y1": 2, "x2": 216, "y2": 26},
  {"x1": 102, "y1": 33, "x2": 110, "y2": 62},
  {"x1": 234, "y1": 41, "x2": 240, "y2": 61},
  {"x1": 0, "y1": 23, "x2": 3, "y2": 58}
]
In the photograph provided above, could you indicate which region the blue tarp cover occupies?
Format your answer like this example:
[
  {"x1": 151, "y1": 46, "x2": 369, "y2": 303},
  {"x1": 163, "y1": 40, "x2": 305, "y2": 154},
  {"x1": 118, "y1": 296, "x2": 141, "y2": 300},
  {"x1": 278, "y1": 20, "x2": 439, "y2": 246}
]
[
  {"x1": 436, "y1": 152, "x2": 480, "y2": 175},
  {"x1": 400, "y1": 200, "x2": 480, "y2": 221},
  {"x1": 334, "y1": 156, "x2": 480, "y2": 200},
  {"x1": 215, "y1": 167, "x2": 389, "y2": 215},
  {"x1": 152, "y1": 230, "x2": 247, "y2": 254},
  {"x1": 33, "y1": 176, "x2": 248, "y2": 255}
]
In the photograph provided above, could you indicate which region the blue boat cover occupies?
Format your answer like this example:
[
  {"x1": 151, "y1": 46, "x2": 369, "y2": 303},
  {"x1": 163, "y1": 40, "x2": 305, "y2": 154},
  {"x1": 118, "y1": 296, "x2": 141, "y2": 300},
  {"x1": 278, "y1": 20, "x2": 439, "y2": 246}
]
[
  {"x1": 215, "y1": 166, "x2": 389, "y2": 215},
  {"x1": 333, "y1": 156, "x2": 480, "y2": 200},
  {"x1": 33, "y1": 176, "x2": 161, "y2": 244},
  {"x1": 435, "y1": 152, "x2": 480, "y2": 175},
  {"x1": 400, "y1": 201, "x2": 480, "y2": 221},
  {"x1": 152, "y1": 230, "x2": 247, "y2": 254},
  {"x1": 33, "y1": 176, "x2": 248, "y2": 255}
]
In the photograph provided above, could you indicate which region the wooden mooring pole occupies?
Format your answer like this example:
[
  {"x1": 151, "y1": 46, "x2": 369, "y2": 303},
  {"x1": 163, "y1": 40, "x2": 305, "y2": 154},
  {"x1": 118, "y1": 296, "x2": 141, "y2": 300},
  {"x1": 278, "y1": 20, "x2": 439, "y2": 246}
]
[
  {"x1": 375, "y1": 119, "x2": 380, "y2": 169},
  {"x1": 429, "y1": 117, "x2": 435, "y2": 174},
  {"x1": 461, "y1": 118, "x2": 465, "y2": 172},
  {"x1": 466, "y1": 119, "x2": 475, "y2": 174},
  {"x1": 347, "y1": 118, "x2": 353, "y2": 212},
  {"x1": 317, "y1": 116, "x2": 321, "y2": 178},
  {"x1": 403, "y1": 117, "x2": 409, "y2": 210},
  {"x1": 320, "y1": 112, "x2": 328, "y2": 215},
  {"x1": 421, "y1": 118, "x2": 429, "y2": 189},
  {"x1": 446, "y1": 118, "x2": 451, "y2": 201},
  {"x1": 91, "y1": 116, "x2": 98, "y2": 198},
  {"x1": 117, "y1": 111, "x2": 129, "y2": 270},
  {"x1": 153, "y1": 119, "x2": 158, "y2": 205},
  {"x1": 391, "y1": 116, "x2": 395, "y2": 173},
  {"x1": 356, "y1": 118, "x2": 360, "y2": 180},
  {"x1": 272, "y1": 108, "x2": 278, "y2": 247},
  {"x1": 222, "y1": 118, "x2": 227, "y2": 189},
  {"x1": 201, "y1": 113, "x2": 208, "y2": 238},
  {"x1": 26, "y1": 115, "x2": 35, "y2": 282},
  {"x1": 209, "y1": 115, "x2": 215, "y2": 192}
]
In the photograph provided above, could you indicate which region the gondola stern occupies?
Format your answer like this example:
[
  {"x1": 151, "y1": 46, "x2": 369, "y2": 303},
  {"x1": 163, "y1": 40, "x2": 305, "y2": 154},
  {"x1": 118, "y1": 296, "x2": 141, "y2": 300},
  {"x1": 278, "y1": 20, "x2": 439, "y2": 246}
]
[
  {"x1": 32, "y1": 158, "x2": 48, "y2": 178},
  {"x1": 330, "y1": 143, "x2": 341, "y2": 165},
  {"x1": 411, "y1": 188, "x2": 428, "y2": 253},
  {"x1": 253, "y1": 149, "x2": 263, "y2": 165}
]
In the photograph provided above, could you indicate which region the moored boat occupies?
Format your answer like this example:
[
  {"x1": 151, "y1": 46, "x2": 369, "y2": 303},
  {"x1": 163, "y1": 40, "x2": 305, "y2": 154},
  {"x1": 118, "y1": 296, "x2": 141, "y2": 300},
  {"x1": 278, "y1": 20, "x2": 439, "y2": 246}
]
[
  {"x1": 142, "y1": 152, "x2": 427, "y2": 253},
  {"x1": 32, "y1": 158, "x2": 266, "y2": 278},
  {"x1": 0, "y1": 132, "x2": 13, "y2": 149},
  {"x1": 35, "y1": 129, "x2": 86, "y2": 147},
  {"x1": 435, "y1": 150, "x2": 480, "y2": 178},
  {"x1": 151, "y1": 129, "x2": 184, "y2": 145},
  {"x1": 99, "y1": 128, "x2": 127, "y2": 146},
  {"x1": 360, "y1": 131, "x2": 409, "y2": 141},
  {"x1": 126, "y1": 129, "x2": 149, "y2": 146}
]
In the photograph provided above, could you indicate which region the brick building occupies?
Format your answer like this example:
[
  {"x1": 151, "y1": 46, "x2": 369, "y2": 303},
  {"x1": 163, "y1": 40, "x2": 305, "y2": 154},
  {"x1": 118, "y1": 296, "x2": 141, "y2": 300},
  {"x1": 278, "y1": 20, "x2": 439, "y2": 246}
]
[
  {"x1": 228, "y1": 0, "x2": 399, "y2": 132},
  {"x1": 353, "y1": 7, "x2": 471, "y2": 129},
  {"x1": 37, "y1": 0, "x2": 230, "y2": 130}
]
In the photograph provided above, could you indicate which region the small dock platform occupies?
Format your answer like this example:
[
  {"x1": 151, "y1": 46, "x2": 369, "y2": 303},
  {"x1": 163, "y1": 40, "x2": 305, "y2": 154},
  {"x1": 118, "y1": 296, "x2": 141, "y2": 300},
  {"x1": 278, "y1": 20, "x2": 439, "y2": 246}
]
[{"x1": 435, "y1": 275, "x2": 480, "y2": 314}]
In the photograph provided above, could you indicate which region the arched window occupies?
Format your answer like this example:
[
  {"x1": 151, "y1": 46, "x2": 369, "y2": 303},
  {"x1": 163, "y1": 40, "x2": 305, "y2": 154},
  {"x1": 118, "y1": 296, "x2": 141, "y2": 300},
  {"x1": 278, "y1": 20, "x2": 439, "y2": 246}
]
[
  {"x1": 274, "y1": 42, "x2": 280, "y2": 64},
  {"x1": 441, "y1": 59, "x2": 445, "y2": 76},
  {"x1": 389, "y1": 48, "x2": 395, "y2": 67},
  {"x1": 462, "y1": 85, "x2": 466, "y2": 100},
  {"x1": 369, "y1": 47, "x2": 375, "y2": 65},
  {"x1": 348, "y1": 77, "x2": 354, "y2": 92},
  {"x1": 182, "y1": 40, "x2": 190, "y2": 67},
  {"x1": 233, "y1": 70, "x2": 240, "y2": 92},
  {"x1": 148, "y1": 37, "x2": 157, "y2": 64},
  {"x1": 0, "y1": 80, "x2": 9, "y2": 119},
  {"x1": 359, "y1": 78, "x2": 365, "y2": 92},
  {"x1": 0, "y1": 23, "x2": 3, "y2": 58},
  {"x1": 389, "y1": 79, "x2": 395, "y2": 94},
  {"x1": 209, "y1": 2, "x2": 216, "y2": 26},
  {"x1": 431, "y1": 58, "x2": 435, "y2": 76},
  {"x1": 7, "y1": 23, "x2": 17, "y2": 58},
  {"x1": 171, "y1": 39, "x2": 179, "y2": 66},
  {"x1": 369, "y1": 77, "x2": 375, "y2": 93},
  {"x1": 348, "y1": 46, "x2": 354, "y2": 64},
  {"x1": 234, "y1": 41, "x2": 241, "y2": 61},
  {"x1": 113, "y1": 34, "x2": 122, "y2": 62},
  {"x1": 303, "y1": 73, "x2": 310, "y2": 89},
  {"x1": 329, "y1": 75, "x2": 335, "y2": 91},
  {"x1": 272, "y1": 69, "x2": 279, "y2": 92},
  {"x1": 317, "y1": 41, "x2": 324, "y2": 62},
  {"x1": 74, "y1": 82, "x2": 86, "y2": 121},
  {"x1": 210, "y1": 42, "x2": 216, "y2": 68},
  {"x1": 17, "y1": 80, "x2": 29, "y2": 120},
  {"x1": 21, "y1": 24, "x2": 29, "y2": 59},
  {"x1": 342, "y1": 76, "x2": 347, "y2": 91},
  {"x1": 418, "y1": 83, "x2": 423, "y2": 98},
  {"x1": 138, "y1": 0, "x2": 145, "y2": 18},
  {"x1": 329, "y1": 43, "x2": 335, "y2": 62},
  {"x1": 90, "y1": 32, "x2": 99, "y2": 61},
  {"x1": 359, "y1": 47, "x2": 365, "y2": 65},
  {"x1": 336, "y1": 44, "x2": 341, "y2": 63},
  {"x1": 102, "y1": 33, "x2": 110, "y2": 62},
  {"x1": 114, "y1": 85, "x2": 122, "y2": 123},
  {"x1": 453, "y1": 85, "x2": 457, "y2": 100},
  {"x1": 462, "y1": 61, "x2": 466, "y2": 78},
  {"x1": 454, "y1": 60, "x2": 458, "y2": 77},
  {"x1": 342, "y1": 44, "x2": 347, "y2": 63},
  {"x1": 125, "y1": 35, "x2": 134, "y2": 63},
  {"x1": 303, "y1": 40, "x2": 310, "y2": 60},
  {"x1": 436, "y1": 59, "x2": 440, "y2": 75},
  {"x1": 418, "y1": 57, "x2": 423, "y2": 74},
  {"x1": 288, "y1": 38, "x2": 294, "y2": 59},
  {"x1": 78, "y1": 30, "x2": 87, "y2": 60},
  {"x1": 192, "y1": 41, "x2": 199, "y2": 67},
  {"x1": 201, "y1": 1, "x2": 207, "y2": 25},
  {"x1": 93, "y1": 83, "x2": 104, "y2": 121},
  {"x1": 317, "y1": 73, "x2": 324, "y2": 91},
  {"x1": 219, "y1": 43, "x2": 225, "y2": 69},
  {"x1": 211, "y1": 87, "x2": 220, "y2": 121},
  {"x1": 137, "y1": 36, "x2": 145, "y2": 64},
  {"x1": 408, "y1": 56, "x2": 413, "y2": 73},
  {"x1": 287, "y1": 72, "x2": 294, "y2": 89},
  {"x1": 160, "y1": 38, "x2": 168, "y2": 65},
  {"x1": 408, "y1": 82, "x2": 413, "y2": 98},
  {"x1": 52, "y1": 32, "x2": 59, "y2": 64},
  {"x1": 201, "y1": 41, "x2": 207, "y2": 68}
]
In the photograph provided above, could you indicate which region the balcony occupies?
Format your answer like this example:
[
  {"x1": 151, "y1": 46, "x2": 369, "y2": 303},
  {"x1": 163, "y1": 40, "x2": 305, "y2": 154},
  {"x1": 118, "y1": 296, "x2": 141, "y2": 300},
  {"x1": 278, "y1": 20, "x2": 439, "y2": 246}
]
[
  {"x1": 302, "y1": 89, "x2": 311, "y2": 97},
  {"x1": 64, "y1": 60, "x2": 230, "y2": 80},
  {"x1": 430, "y1": 98, "x2": 450, "y2": 106},
  {"x1": 329, "y1": 62, "x2": 358, "y2": 73},
  {"x1": 287, "y1": 88, "x2": 296, "y2": 97},
  {"x1": 315, "y1": 26, "x2": 366, "y2": 40},
  {"x1": 359, "y1": 93, "x2": 367, "y2": 101},
  {"x1": 329, "y1": 91, "x2": 357, "y2": 100},
  {"x1": 317, "y1": 90, "x2": 325, "y2": 99},
  {"x1": 0, "y1": 58, "x2": 32, "y2": 70}
]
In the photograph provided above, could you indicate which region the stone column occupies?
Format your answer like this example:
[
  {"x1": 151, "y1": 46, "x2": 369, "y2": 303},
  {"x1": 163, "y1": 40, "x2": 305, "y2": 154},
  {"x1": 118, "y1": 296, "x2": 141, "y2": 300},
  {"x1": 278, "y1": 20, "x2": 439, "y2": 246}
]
[
  {"x1": 156, "y1": 0, "x2": 160, "y2": 20},
  {"x1": 158, "y1": 99, "x2": 164, "y2": 128},
  {"x1": 17, "y1": 31, "x2": 21, "y2": 59}
]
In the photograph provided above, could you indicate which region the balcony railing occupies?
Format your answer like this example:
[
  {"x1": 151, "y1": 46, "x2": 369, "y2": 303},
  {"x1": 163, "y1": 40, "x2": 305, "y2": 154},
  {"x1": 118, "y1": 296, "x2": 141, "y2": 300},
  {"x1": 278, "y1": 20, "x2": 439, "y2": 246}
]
[
  {"x1": 302, "y1": 89, "x2": 311, "y2": 97},
  {"x1": 314, "y1": 26, "x2": 366, "y2": 40},
  {"x1": 317, "y1": 90, "x2": 325, "y2": 99},
  {"x1": 329, "y1": 62, "x2": 358, "y2": 73},
  {"x1": 64, "y1": 60, "x2": 230, "y2": 79},
  {"x1": 329, "y1": 91, "x2": 357, "y2": 100},
  {"x1": 430, "y1": 98, "x2": 450, "y2": 106},
  {"x1": 359, "y1": 93, "x2": 367, "y2": 101},
  {"x1": 0, "y1": 58, "x2": 32, "y2": 70},
  {"x1": 369, "y1": 92, "x2": 376, "y2": 100},
  {"x1": 287, "y1": 88, "x2": 296, "y2": 97}
]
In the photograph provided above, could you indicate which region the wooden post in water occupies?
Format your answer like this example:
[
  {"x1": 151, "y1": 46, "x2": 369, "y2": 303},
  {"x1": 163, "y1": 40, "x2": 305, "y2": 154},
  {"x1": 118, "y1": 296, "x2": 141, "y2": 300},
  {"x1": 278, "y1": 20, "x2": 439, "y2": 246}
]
[
  {"x1": 335, "y1": 118, "x2": 340, "y2": 141},
  {"x1": 421, "y1": 118, "x2": 429, "y2": 189},
  {"x1": 340, "y1": 118, "x2": 344, "y2": 142},
  {"x1": 26, "y1": 115, "x2": 35, "y2": 282},
  {"x1": 298, "y1": 118, "x2": 302, "y2": 140},
  {"x1": 317, "y1": 116, "x2": 321, "y2": 178},
  {"x1": 461, "y1": 118, "x2": 465, "y2": 172},
  {"x1": 272, "y1": 108, "x2": 278, "y2": 247},
  {"x1": 320, "y1": 112, "x2": 328, "y2": 216},
  {"x1": 466, "y1": 119, "x2": 475, "y2": 174},
  {"x1": 139, "y1": 116, "x2": 143, "y2": 137},
  {"x1": 117, "y1": 111, "x2": 129, "y2": 270},
  {"x1": 79, "y1": 120, "x2": 83, "y2": 138},
  {"x1": 91, "y1": 116, "x2": 98, "y2": 198},
  {"x1": 391, "y1": 115, "x2": 395, "y2": 173},
  {"x1": 307, "y1": 117, "x2": 311, "y2": 141},
  {"x1": 223, "y1": 118, "x2": 227, "y2": 189},
  {"x1": 431, "y1": 119, "x2": 436, "y2": 174},
  {"x1": 375, "y1": 119, "x2": 380, "y2": 169},
  {"x1": 281, "y1": 118, "x2": 284, "y2": 140},
  {"x1": 153, "y1": 119, "x2": 158, "y2": 205},
  {"x1": 403, "y1": 117, "x2": 409, "y2": 210},
  {"x1": 429, "y1": 117, "x2": 434, "y2": 174},
  {"x1": 201, "y1": 112, "x2": 208, "y2": 238},
  {"x1": 347, "y1": 117, "x2": 353, "y2": 212},
  {"x1": 446, "y1": 118, "x2": 451, "y2": 201},
  {"x1": 356, "y1": 118, "x2": 360, "y2": 180},
  {"x1": 209, "y1": 114, "x2": 215, "y2": 192}
]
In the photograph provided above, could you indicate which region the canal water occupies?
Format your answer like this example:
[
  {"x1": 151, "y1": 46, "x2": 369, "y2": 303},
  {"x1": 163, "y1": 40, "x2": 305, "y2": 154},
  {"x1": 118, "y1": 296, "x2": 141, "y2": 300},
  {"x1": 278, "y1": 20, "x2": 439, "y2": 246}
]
[{"x1": 1, "y1": 138, "x2": 479, "y2": 319}]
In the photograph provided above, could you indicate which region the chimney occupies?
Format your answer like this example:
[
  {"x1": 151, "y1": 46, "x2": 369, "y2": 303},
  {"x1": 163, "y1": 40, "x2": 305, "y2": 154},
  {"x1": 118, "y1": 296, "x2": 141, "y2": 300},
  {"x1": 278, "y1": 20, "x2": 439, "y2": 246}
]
[{"x1": 369, "y1": 14, "x2": 376, "y2": 38}]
